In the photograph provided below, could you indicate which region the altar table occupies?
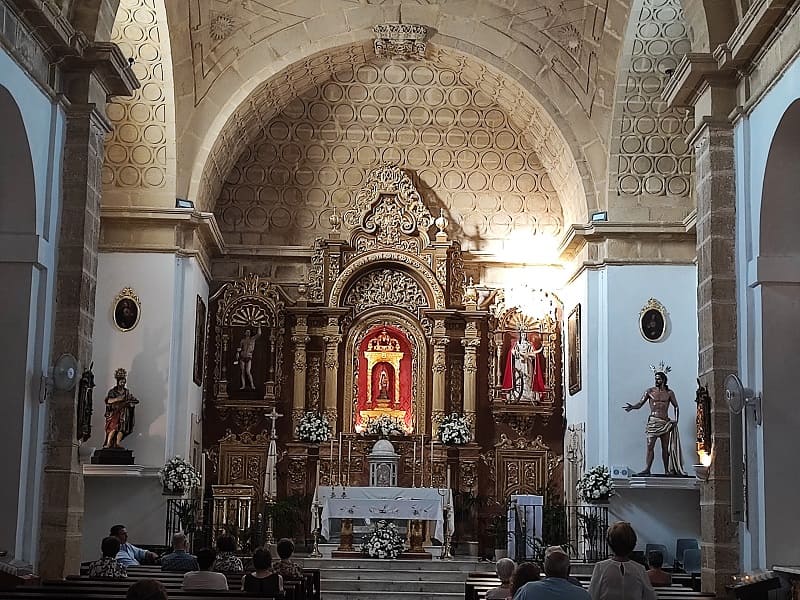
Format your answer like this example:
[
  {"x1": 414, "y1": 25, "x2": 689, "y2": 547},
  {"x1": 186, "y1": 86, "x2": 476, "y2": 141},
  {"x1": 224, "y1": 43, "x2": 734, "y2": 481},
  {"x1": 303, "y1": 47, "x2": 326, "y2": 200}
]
[{"x1": 313, "y1": 486, "x2": 454, "y2": 542}]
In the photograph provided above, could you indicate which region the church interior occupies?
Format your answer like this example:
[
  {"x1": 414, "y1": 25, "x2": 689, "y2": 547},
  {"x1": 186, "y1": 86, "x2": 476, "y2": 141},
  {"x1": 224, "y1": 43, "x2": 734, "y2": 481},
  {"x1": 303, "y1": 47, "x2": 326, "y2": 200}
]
[{"x1": 1, "y1": 0, "x2": 800, "y2": 598}]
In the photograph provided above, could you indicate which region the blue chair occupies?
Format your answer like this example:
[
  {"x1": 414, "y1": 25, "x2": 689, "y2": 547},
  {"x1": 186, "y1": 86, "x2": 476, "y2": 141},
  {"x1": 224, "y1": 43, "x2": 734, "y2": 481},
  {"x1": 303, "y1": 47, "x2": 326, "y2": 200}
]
[
  {"x1": 683, "y1": 548, "x2": 701, "y2": 575},
  {"x1": 675, "y1": 538, "x2": 699, "y2": 570}
]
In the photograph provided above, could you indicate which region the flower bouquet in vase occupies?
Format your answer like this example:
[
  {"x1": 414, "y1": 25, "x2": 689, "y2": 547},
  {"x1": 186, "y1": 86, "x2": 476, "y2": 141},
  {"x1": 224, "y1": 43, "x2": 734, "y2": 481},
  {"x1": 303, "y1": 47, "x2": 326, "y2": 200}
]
[
  {"x1": 296, "y1": 411, "x2": 331, "y2": 443},
  {"x1": 159, "y1": 456, "x2": 201, "y2": 496},
  {"x1": 437, "y1": 413, "x2": 471, "y2": 446},
  {"x1": 576, "y1": 465, "x2": 614, "y2": 504},
  {"x1": 362, "y1": 520, "x2": 405, "y2": 559}
]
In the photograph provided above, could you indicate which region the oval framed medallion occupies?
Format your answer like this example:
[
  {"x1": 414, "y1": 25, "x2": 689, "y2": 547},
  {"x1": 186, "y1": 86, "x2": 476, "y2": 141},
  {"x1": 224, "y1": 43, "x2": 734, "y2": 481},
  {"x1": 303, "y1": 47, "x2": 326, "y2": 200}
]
[
  {"x1": 113, "y1": 287, "x2": 141, "y2": 332},
  {"x1": 639, "y1": 298, "x2": 667, "y2": 342}
]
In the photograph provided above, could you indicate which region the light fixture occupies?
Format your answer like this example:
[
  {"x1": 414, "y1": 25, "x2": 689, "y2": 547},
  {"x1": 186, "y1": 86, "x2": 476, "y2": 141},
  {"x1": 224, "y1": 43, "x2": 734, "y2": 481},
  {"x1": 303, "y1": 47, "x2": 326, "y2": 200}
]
[
  {"x1": 590, "y1": 211, "x2": 608, "y2": 222},
  {"x1": 176, "y1": 198, "x2": 194, "y2": 209}
]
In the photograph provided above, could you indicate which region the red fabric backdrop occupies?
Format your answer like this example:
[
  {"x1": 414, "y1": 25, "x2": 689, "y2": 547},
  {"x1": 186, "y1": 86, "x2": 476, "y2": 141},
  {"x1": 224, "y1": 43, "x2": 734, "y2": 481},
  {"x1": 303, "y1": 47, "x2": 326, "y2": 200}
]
[{"x1": 356, "y1": 325, "x2": 414, "y2": 431}]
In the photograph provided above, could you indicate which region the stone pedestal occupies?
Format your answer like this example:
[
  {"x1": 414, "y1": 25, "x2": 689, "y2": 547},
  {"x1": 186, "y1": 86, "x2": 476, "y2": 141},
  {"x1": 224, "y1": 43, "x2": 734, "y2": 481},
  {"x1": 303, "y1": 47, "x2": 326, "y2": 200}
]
[{"x1": 90, "y1": 448, "x2": 134, "y2": 465}]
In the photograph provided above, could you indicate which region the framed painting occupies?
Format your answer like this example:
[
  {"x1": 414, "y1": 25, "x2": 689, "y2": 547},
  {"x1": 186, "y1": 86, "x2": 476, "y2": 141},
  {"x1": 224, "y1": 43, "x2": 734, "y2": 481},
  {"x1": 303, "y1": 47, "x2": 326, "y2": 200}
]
[
  {"x1": 568, "y1": 304, "x2": 581, "y2": 395},
  {"x1": 639, "y1": 298, "x2": 667, "y2": 342},
  {"x1": 193, "y1": 295, "x2": 207, "y2": 386},
  {"x1": 113, "y1": 287, "x2": 141, "y2": 332}
]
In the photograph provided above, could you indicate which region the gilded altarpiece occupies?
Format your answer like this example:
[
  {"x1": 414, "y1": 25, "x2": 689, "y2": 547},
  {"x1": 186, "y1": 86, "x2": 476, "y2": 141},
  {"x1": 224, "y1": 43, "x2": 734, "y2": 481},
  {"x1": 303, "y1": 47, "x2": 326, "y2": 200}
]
[{"x1": 201, "y1": 165, "x2": 566, "y2": 547}]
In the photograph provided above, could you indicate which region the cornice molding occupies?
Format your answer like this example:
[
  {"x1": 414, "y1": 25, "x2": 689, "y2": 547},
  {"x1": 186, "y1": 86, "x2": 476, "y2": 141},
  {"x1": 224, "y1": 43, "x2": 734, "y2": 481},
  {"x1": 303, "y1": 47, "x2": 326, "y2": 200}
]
[
  {"x1": 716, "y1": 0, "x2": 795, "y2": 71},
  {"x1": 662, "y1": 53, "x2": 736, "y2": 108},
  {"x1": 558, "y1": 220, "x2": 696, "y2": 261},
  {"x1": 100, "y1": 207, "x2": 224, "y2": 281}
]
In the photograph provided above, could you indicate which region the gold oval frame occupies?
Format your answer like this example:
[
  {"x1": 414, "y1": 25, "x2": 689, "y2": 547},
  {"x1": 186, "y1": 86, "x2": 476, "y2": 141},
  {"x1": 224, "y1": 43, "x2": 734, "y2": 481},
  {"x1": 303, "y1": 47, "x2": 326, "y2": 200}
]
[
  {"x1": 639, "y1": 298, "x2": 667, "y2": 342},
  {"x1": 112, "y1": 287, "x2": 141, "y2": 332}
]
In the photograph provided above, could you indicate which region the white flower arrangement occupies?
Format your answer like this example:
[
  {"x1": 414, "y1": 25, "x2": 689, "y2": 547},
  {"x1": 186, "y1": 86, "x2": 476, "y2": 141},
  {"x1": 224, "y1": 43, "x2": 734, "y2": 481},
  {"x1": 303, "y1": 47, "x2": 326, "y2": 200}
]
[
  {"x1": 296, "y1": 411, "x2": 331, "y2": 443},
  {"x1": 437, "y1": 413, "x2": 471, "y2": 445},
  {"x1": 362, "y1": 520, "x2": 405, "y2": 559},
  {"x1": 576, "y1": 465, "x2": 614, "y2": 503},
  {"x1": 159, "y1": 456, "x2": 201, "y2": 493},
  {"x1": 362, "y1": 414, "x2": 408, "y2": 437}
]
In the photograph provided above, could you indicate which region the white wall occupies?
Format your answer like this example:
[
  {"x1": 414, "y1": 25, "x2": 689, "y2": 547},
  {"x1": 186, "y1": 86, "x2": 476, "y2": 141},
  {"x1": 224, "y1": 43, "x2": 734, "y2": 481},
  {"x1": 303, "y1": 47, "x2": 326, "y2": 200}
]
[
  {"x1": 733, "y1": 49, "x2": 800, "y2": 571},
  {"x1": 83, "y1": 252, "x2": 208, "y2": 559},
  {"x1": 562, "y1": 264, "x2": 700, "y2": 549},
  {"x1": 0, "y1": 47, "x2": 65, "y2": 567}
]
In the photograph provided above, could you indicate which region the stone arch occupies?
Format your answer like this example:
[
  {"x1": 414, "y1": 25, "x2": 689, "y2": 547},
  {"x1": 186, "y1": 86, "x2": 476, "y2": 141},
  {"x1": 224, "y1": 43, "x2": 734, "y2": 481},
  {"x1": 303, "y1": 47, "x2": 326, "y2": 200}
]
[
  {"x1": 755, "y1": 98, "x2": 800, "y2": 567},
  {"x1": 678, "y1": 0, "x2": 737, "y2": 52},
  {"x1": 182, "y1": 25, "x2": 604, "y2": 225},
  {"x1": 0, "y1": 85, "x2": 37, "y2": 556}
]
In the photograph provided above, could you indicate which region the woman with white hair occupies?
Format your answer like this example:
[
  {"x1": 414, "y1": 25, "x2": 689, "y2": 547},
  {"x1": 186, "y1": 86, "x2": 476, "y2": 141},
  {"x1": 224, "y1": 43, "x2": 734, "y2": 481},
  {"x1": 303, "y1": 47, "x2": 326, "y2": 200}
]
[{"x1": 486, "y1": 557, "x2": 516, "y2": 599}]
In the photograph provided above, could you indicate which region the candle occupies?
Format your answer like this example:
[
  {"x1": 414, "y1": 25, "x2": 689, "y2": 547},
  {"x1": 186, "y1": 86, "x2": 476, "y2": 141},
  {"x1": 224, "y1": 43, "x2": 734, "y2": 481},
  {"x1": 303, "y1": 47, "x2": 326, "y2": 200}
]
[
  {"x1": 447, "y1": 464, "x2": 451, "y2": 491},
  {"x1": 338, "y1": 432, "x2": 343, "y2": 486},
  {"x1": 347, "y1": 440, "x2": 352, "y2": 487},
  {"x1": 330, "y1": 438, "x2": 334, "y2": 485},
  {"x1": 315, "y1": 459, "x2": 321, "y2": 491},
  {"x1": 412, "y1": 441, "x2": 417, "y2": 487},
  {"x1": 420, "y1": 435, "x2": 424, "y2": 487},
  {"x1": 430, "y1": 436, "x2": 435, "y2": 487}
]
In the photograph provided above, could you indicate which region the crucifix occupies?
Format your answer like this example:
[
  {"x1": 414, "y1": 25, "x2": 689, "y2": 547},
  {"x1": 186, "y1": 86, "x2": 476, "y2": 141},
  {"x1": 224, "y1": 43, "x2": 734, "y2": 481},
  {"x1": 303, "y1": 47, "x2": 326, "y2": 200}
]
[{"x1": 265, "y1": 406, "x2": 283, "y2": 439}]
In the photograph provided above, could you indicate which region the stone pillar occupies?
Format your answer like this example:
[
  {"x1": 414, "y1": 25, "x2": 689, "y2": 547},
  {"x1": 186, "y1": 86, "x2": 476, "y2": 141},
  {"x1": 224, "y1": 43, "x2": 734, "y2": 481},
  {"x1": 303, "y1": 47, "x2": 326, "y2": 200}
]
[
  {"x1": 291, "y1": 316, "x2": 309, "y2": 437},
  {"x1": 38, "y1": 103, "x2": 110, "y2": 579},
  {"x1": 692, "y1": 119, "x2": 739, "y2": 594},
  {"x1": 323, "y1": 316, "x2": 342, "y2": 433},
  {"x1": 431, "y1": 319, "x2": 449, "y2": 434},
  {"x1": 36, "y1": 43, "x2": 137, "y2": 579},
  {"x1": 461, "y1": 320, "x2": 480, "y2": 438}
]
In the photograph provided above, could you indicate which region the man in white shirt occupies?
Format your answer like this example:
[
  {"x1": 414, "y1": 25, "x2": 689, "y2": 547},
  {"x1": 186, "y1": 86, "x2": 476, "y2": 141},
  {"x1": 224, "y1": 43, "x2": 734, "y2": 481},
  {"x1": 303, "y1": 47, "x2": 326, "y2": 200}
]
[
  {"x1": 110, "y1": 524, "x2": 158, "y2": 567},
  {"x1": 183, "y1": 548, "x2": 229, "y2": 591}
]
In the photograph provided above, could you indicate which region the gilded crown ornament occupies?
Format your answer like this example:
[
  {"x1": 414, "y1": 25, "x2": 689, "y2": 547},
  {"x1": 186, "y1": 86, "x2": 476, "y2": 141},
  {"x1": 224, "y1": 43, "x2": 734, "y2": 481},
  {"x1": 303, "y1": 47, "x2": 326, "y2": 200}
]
[
  {"x1": 649, "y1": 361, "x2": 672, "y2": 374},
  {"x1": 114, "y1": 368, "x2": 127, "y2": 380}
]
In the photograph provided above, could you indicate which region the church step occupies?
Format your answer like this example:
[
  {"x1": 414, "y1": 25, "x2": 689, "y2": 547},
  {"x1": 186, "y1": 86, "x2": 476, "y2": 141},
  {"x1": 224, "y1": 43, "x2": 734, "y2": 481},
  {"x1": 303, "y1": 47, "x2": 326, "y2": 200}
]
[
  {"x1": 302, "y1": 557, "x2": 495, "y2": 572},
  {"x1": 321, "y1": 592, "x2": 464, "y2": 600},
  {"x1": 322, "y1": 578, "x2": 464, "y2": 592},
  {"x1": 320, "y1": 568, "x2": 473, "y2": 582}
]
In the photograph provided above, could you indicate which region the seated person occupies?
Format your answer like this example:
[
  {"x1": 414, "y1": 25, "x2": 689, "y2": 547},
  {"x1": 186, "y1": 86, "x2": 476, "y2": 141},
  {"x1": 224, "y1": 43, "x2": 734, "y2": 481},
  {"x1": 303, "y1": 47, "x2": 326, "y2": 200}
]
[
  {"x1": 160, "y1": 532, "x2": 199, "y2": 573},
  {"x1": 646, "y1": 551, "x2": 672, "y2": 587},
  {"x1": 242, "y1": 547, "x2": 284, "y2": 598},
  {"x1": 212, "y1": 534, "x2": 243, "y2": 573},
  {"x1": 183, "y1": 548, "x2": 228, "y2": 591},
  {"x1": 546, "y1": 545, "x2": 583, "y2": 587},
  {"x1": 88, "y1": 536, "x2": 127, "y2": 579},
  {"x1": 110, "y1": 524, "x2": 158, "y2": 567},
  {"x1": 486, "y1": 557, "x2": 515, "y2": 599},
  {"x1": 273, "y1": 538, "x2": 303, "y2": 580},
  {"x1": 515, "y1": 549, "x2": 590, "y2": 600},
  {"x1": 510, "y1": 562, "x2": 541, "y2": 597},
  {"x1": 126, "y1": 579, "x2": 168, "y2": 600}
]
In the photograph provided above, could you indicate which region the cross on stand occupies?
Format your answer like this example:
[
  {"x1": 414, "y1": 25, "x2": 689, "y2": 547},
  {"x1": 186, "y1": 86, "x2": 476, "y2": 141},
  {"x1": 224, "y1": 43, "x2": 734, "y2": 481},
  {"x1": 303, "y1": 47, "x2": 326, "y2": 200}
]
[{"x1": 263, "y1": 406, "x2": 283, "y2": 545}]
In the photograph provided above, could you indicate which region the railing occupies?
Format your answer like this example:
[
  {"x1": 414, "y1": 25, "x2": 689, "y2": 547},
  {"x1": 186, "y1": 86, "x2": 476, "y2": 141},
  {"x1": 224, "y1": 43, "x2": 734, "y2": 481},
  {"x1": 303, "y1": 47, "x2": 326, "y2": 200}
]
[{"x1": 510, "y1": 503, "x2": 609, "y2": 563}]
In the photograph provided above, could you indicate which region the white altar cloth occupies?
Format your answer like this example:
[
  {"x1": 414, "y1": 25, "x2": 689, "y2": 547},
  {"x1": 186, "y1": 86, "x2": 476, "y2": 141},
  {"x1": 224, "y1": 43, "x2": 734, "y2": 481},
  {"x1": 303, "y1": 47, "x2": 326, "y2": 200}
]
[{"x1": 313, "y1": 486, "x2": 454, "y2": 543}]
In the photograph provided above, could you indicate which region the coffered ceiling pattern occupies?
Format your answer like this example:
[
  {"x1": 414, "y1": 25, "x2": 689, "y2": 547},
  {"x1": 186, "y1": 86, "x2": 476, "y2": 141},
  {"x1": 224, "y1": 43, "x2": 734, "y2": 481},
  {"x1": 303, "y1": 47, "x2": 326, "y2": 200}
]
[{"x1": 215, "y1": 55, "x2": 563, "y2": 254}]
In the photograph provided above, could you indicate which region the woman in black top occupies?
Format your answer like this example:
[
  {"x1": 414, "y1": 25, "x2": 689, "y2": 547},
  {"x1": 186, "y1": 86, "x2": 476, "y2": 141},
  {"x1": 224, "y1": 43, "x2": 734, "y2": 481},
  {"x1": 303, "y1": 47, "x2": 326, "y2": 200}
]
[{"x1": 242, "y1": 547, "x2": 284, "y2": 597}]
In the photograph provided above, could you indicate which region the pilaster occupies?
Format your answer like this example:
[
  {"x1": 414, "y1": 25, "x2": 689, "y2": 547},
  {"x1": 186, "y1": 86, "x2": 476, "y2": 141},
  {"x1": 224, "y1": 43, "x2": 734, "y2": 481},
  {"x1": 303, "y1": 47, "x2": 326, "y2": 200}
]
[
  {"x1": 430, "y1": 318, "x2": 449, "y2": 434},
  {"x1": 290, "y1": 315, "x2": 310, "y2": 437},
  {"x1": 461, "y1": 320, "x2": 481, "y2": 438}
]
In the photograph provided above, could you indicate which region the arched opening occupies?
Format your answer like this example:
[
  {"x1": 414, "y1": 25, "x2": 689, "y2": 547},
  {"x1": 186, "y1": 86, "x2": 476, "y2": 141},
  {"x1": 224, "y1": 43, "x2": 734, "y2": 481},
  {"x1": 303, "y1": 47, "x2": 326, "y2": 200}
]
[
  {"x1": 0, "y1": 85, "x2": 38, "y2": 556},
  {"x1": 757, "y1": 98, "x2": 800, "y2": 566}
]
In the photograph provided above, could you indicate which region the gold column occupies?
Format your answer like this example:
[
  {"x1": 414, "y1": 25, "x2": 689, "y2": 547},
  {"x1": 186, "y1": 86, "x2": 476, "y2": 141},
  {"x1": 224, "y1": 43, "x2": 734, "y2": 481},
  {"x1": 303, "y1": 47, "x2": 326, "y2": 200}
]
[
  {"x1": 462, "y1": 320, "x2": 480, "y2": 437},
  {"x1": 431, "y1": 318, "x2": 449, "y2": 433},
  {"x1": 291, "y1": 316, "x2": 309, "y2": 437},
  {"x1": 323, "y1": 316, "x2": 342, "y2": 433}
]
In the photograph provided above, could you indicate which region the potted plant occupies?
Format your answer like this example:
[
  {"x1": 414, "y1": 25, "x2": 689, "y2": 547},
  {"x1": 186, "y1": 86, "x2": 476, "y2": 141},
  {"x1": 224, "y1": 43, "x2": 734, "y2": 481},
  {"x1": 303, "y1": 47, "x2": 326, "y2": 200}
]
[
  {"x1": 488, "y1": 513, "x2": 510, "y2": 560},
  {"x1": 578, "y1": 511, "x2": 604, "y2": 562}
]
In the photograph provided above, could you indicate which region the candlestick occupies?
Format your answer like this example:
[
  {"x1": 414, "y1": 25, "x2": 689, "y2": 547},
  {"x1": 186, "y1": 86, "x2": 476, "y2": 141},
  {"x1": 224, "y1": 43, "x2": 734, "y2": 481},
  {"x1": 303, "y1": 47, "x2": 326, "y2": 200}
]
[
  {"x1": 347, "y1": 440, "x2": 352, "y2": 487},
  {"x1": 447, "y1": 464, "x2": 451, "y2": 491},
  {"x1": 412, "y1": 441, "x2": 417, "y2": 487},
  {"x1": 338, "y1": 432, "x2": 343, "y2": 486},
  {"x1": 330, "y1": 438, "x2": 334, "y2": 485},
  {"x1": 315, "y1": 459, "x2": 320, "y2": 491},
  {"x1": 430, "y1": 436, "x2": 435, "y2": 487},
  {"x1": 420, "y1": 435, "x2": 424, "y2": 487}
]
